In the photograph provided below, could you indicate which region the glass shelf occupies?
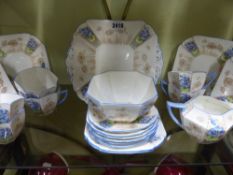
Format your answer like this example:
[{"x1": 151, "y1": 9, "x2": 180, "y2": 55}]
[{"x1": 0, "y1": 85, "x2": 232, "y2": 175}]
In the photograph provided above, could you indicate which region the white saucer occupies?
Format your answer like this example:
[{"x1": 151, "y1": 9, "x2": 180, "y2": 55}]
[
  {"x1": 87, "y1": 106, "x2": 159, "y2": 133},
  {"x1": 84, "y1": 111, "x2": 167, "y2": 154}
]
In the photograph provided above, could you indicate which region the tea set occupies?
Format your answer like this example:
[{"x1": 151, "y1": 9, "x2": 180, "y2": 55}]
[
  {"x1": 65, "y1": 20, "x2": 233, "y2": 153},
  {"x1": 0, "y1": 33, "x2": 68, "y2": 144},
  {"x1": 66, "y1": 20, "x2": 166, "y2": 154},
  {"x1": 0, "y1": 20, "x2": 232, "y2": 153}
]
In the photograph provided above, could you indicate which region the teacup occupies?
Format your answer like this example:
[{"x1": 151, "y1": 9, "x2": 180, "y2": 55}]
[
  {"x1": 167, "y1": 96, "x2": 233, "y2": 143},
  {"x1": 161, "y1": 71, "x2": 216, "y2": 102},
  {"x1": 0, "y1": 108, "x2": 25, "y2": 144},
  {"x1": 0, "y1": 93, "x2": 24, "y2": 122},
  {"x1": 14, "y1": 67, "x2": 58, "y2": 98},
  {"x1": 25, "y1": 89, "x2": 68, "y2": 116},
  {"x1": 86, "y1": 71, "x2": 157, "y2": 122}
]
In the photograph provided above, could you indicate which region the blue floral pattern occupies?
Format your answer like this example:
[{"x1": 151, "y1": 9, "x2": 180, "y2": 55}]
[
  {"x1": 216, "y1": 96, "x2": 233, "y2": 103},
  {"x1": 79, "y1": 27, "x2": 96, "y2": 42},
  {"x1": 25, "y1": 38, "x2": 38, "y2": 54},
  {"x1": 180, "y1": 94, "x2": 191, "y2": 103},
  {"x1": 132, "y1": 26, "x2": 151, "y2": 47},
  {"x1": 0, "y1": 109, "x2": 9, "y2": 124},
  {"x1": 179, "y1": 74, "x2": 191, "y2": 95},
  {"x1": 26, "y1": 100, "x2": 41, "y2": 112},
  {"x1": 219, "y1": 47, "x2": 233, "y2": 63},
  {"x1": 184, "y1": 41, "x2": 199, "y2": 56},
  {"x1": 99, "y1": 120, "x2": 113, "y2": 128},
  {"x1": 206, "y1": 118, "x2": 225, "y2": 141},
  {"x1": 0, "y1": 128, "x2": 12, "y2": 139}
]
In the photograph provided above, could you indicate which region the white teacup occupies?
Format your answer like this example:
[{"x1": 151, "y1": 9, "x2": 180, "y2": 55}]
[
  {"x1": 86, "y1": 71, "x2": 157, "y2": 122},
  {"x1": 14, "y1": 67, "x2": 58, "y2": 98},
  {"x1": 0, "y1": 93, "x2": 24, "y2": 123},
  {"x1": 161, "y1": 71, "x2": 216, "y2": 102},
  {"x1": 167, "y1": 96, "x2": 233, "y2": 144},
  {"x1": 25, "y1": 89, "x2": 68, "y2": 116}
]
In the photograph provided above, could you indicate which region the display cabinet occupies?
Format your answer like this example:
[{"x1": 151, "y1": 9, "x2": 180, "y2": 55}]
[{"x1": 0, "y1": 0, "x2": 232, "y2": 174}]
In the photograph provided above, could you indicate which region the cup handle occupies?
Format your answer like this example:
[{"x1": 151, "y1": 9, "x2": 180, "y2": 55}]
[
  {"x1": 203, "y1": 71, "x2": 217, "y2": 89},
  {"x1": 58, "y1": 89, "x2": 68, "y2": 105},
  {"x1": 160, "y1": 80, "x2": 168, "y2": 96},
  {"x1": 166, "y1": 101, "x2": 185, "y2": 128}
]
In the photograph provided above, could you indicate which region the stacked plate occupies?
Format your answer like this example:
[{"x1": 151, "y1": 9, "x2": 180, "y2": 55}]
[
  {"x1": 66, "y1": 20, "x2": 167, "y2": 154},
  {"x1": 85, "y1": 106, "x2": 166, "y2": 154}
]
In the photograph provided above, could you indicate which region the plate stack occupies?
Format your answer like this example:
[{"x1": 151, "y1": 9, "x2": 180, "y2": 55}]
[
  {"x1": 66, "y1": 20, "x2": 167, "y2": 154},
  {"x1": 85, "y1": 106, "x2": 166, "y2": 154}
]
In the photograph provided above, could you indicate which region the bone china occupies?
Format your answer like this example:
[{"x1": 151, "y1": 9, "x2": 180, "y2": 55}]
[
  {"x1": 86, "y1": 71, "x2": 157, "y2": 122},
  {"x1": 167, "y1": 96, "x2": 233, "y2": 143}
]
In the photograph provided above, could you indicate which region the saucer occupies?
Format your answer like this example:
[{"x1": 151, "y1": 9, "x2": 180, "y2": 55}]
[
  {"x1": 84, "y1": 114, "x2": 166, "y2": 154},
  {"x1": 87, "y1": 106, "x2": 159, "y2": 133},
  {"x1": 86, "y1": 116, "x2": 158, "y2": 140},
  {"x1": 86, "y1": 119, "x2": 160, "y2": 148}
]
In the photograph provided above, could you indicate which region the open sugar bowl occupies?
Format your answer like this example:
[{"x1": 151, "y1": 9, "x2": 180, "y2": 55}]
[
  {"x1": 14, "y1": 67, "x2": 58, "y2": 98},
  {"x1": 167, "y1": 96, "x2": 233, "y2": 144},
  {"x1": 86, "y1": 71, "x2": 157, "y2": 122}
]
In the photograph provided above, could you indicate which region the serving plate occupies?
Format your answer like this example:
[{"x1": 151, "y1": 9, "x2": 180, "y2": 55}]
[
  {"x1": 66, "y1": 20, "x2": 163, "y2": 101},
  {"x1": 172, "y1": 35, "x2": 233, "y2": 75},
  {"x1": 0, "y1": 33, "x2": 50, "y2": 77}
]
